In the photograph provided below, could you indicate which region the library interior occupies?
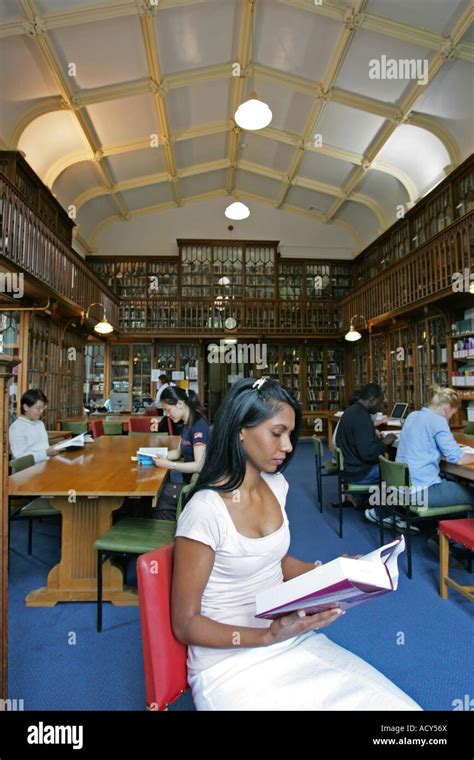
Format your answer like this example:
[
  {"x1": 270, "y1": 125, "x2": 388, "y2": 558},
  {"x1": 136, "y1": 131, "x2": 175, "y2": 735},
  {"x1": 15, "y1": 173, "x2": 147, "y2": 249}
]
[{"x1": 0, "y1": 0, "x2": 473, "y2": 716}]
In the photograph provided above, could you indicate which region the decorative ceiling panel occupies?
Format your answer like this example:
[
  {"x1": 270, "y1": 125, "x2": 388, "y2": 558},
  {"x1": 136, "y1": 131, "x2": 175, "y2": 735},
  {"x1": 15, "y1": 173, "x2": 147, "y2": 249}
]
[
  {"x1": 49, "y1": 17, "x2": 148, "y2": 90},
  {"x1": 180, "y1": 169, "x2": 227, "y2": 197},
  {"x1": 256, "y1": 0, "x2": 341, "y2": 81},
  {"x1": 239, "y1": 133, "x2": 294, "y2": 173},
  {"x1": 85, "y1": 94, "x2": 158, "y2": 145},
  {"x1": 156, "y1": 0, "x2": 240, "y2": 75},
  {"x1": 166, "y1": 79, "x2": 230, "y2": 131},
  {"x1": 364, "y1": 0, "x2": 472, "y2": 36},
  {"x1": 317, "y1": 102, "x2": 386, "y2": 155},
  {"x1": 237, "y1": 169, "x2": 282, "y2": 200},
  {"x1": 53, "y1": 160, "x2": 104, "y2": 206},
  {"x1": 285, "y1": 185, "x2": 334, "y2": 213},
  {"x1": 106, "y1": 149, "x2": 167, "y2": 184},
  {"x1": 174, "y1": 132, "x2": 228, "y2": 169},
  {"x1": 298, "y1": 152, "x2": 355, "y2": 187},
  {"x1": 121, "y1": 183, "x2": 174, "y2": 211},
  {"x1": 376, "y1": 125, "x2": 451, "y2": 194}
]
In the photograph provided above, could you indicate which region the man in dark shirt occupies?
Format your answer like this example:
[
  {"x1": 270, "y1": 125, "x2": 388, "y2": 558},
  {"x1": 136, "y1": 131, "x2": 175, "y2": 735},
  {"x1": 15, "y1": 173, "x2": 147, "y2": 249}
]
[{"x1": 336, "y1": 383, "x2": 396, "y2": 483}]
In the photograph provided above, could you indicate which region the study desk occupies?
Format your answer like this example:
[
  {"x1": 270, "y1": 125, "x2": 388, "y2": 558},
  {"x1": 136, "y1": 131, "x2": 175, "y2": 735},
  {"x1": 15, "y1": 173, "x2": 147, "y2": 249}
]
[
  {"x1": 442, "y1": 434, "x2": 474, "y2": 482},
  {"x1": 9, "y1": 434, "x2": 180, "y2": 607}
]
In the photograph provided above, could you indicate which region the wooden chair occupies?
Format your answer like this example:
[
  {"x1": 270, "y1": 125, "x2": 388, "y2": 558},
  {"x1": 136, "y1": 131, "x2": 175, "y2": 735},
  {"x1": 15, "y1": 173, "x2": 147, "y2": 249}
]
[
  {"x1": 333, "y1": 446, "x2": 373, "y2": 539},
  {"x1": 9, "y1": 455, "x2": 60, "y2": 555},
  {"x1": 94, "y1": 474, "x2": 198, "y2": 632},
  {"x1": 312, "y1": 435, "x2": 337, "y2": 513},
  {"x1": 128, "y1": 417, "x2": 158, "y2": 434},
  {"x1": 378, "y1": 456, "x2": 472, "y2": 578},
  {"x1": 91, "y1": 419, "x2": 104, "y2": 438},
  {"x1": 439, "y1": 518, "x2": 474, "y2": 602},
  {"x1": 137, "y1": 543, "x2": 188, "y2": 710}
]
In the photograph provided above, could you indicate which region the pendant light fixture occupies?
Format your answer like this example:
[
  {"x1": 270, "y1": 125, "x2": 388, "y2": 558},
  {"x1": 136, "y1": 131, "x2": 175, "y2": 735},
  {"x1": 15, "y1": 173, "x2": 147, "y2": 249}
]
[
  {"x1": 234, "y1": 3, "x2": 272, "y2": 131},
  {"x1": 225, "y1": 198, "x2": 250, "y2": 220}
]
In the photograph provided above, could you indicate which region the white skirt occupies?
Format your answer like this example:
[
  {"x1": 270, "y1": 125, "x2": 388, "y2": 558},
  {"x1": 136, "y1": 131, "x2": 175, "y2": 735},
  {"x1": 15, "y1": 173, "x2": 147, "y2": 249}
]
[{"x1": 188, "y1": 632, "x2": 422, "y2": 711}]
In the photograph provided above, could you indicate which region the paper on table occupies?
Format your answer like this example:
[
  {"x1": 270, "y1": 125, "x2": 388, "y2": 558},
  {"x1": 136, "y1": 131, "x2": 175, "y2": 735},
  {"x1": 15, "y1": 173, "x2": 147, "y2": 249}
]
[
  {"x1": 53, "y1": 433, "x2": 85, "y2": 451},
  {"x1": 460, "y1": 445, "x2": 474, "y2": 454}
]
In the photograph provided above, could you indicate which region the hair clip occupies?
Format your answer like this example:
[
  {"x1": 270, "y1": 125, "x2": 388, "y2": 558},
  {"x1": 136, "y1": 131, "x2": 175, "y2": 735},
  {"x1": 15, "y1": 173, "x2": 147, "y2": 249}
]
[{"x1": 252, "y1": 377, "x2": 269, "y2": 390}]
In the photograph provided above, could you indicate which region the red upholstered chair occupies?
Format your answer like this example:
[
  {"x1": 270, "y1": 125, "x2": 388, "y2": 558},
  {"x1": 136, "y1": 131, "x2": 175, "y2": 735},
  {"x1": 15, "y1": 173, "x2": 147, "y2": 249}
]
[
  {"x1": 439, "y1": 518, "x2": 474, "y2": 602},
  {"x1": 91, "y1": 419, "x2": 104, "y2": 439},
  {"x1": 137, "y1": 544, "x2": 188, "y2": 710},
  {"x1": 128, "y1": 417, "x2": 157, "y2": 434},
  {"x1": 144, "y1": 407, "x2": 160, "y2": 416}
]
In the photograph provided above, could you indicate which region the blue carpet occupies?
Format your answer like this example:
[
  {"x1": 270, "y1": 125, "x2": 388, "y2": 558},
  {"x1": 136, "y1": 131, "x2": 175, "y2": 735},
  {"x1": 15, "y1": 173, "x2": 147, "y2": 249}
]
[{"x1": 8, "y1": 441, "x2": 474, "y2": 710}]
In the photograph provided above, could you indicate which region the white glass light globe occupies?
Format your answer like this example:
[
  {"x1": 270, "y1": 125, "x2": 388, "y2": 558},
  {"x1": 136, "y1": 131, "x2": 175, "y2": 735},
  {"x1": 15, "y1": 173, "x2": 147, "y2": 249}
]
[
  {"x1": 235, "y1": 98, "x2": 272, "y2": 130},
  {"x1": 225, "y1": 201, "x2": 250, "y2": 220}
]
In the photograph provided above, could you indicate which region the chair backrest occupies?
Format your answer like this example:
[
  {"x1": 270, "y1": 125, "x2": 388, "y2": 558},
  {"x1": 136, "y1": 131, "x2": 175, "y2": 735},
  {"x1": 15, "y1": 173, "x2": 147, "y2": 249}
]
[
  {"x1": 129, "y1": 417, "x2": 155, "y2": 434},
  {"x1": 144, "y1": 407, "x2": 159, "y2": 416},
  {"x1": 91, "y1": 419, "x2": 104, "y2": 439},
  {"x1": 137, "y1": 544, "x2": 188, "y2": 710},
  {"x1": 312, "y1": 435, "x2": 324, "y2": 458},
  {"x1": 333, "y1": 445, "x2": 344, "y2": 471},
  {"x1": 61, "y1": 421, "x2": 88, "y2": 434},
  {"x1": 103, "y1": 421, "x2": 123, "y2": 436},
  {"x1": 10, "y1": 454, "x2": 35, "y2": 474},
  {"x1": 378, "y1": 455, "x2": 411, "y2": 487},
  {"x1": 176, "y1": 473, "x2": 199, "y2": 520}
]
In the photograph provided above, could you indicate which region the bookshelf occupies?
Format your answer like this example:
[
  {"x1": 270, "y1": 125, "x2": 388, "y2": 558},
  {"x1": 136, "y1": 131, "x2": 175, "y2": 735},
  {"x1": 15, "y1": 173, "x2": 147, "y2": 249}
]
[
  {"x1": 451, "y1": 309, "x2": 474, "y2": 423},
  {"x1": 132, "y1": 344, "x2": 152, "y2": 411},
  {"x1": 306, "y1": 346, "x2": 325, "y2": 411},
  {"x1": 245, "y1": 246, "x2": 275, "y2": 300},
  {"x1": 0, "y1": 312, "x2": 20, "y2": 424},
  {"x1": 327, "y1": 348, "x2": 345, "y2": 410},
  {"x1": 370, "y1": 333, "x2": 388, "y2": 407},
  {"x1": 84, "y1": 343, "x2": 105, "y2": 410},
  {"x1": 278, "y1": 262, "x2": 304, "y2": 300},
  {"x1": 281, "y1": 344, "x2": 301, "y2": 400},
  {"x1": 111, "y1": 344, "x2": 130, "y2": 396}
]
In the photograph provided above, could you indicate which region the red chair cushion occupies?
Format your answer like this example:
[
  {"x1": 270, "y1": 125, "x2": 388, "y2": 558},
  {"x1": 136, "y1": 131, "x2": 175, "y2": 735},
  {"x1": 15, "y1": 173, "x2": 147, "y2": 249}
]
[
  {"x1": 128, "y1": 417, "x2": 155, "y2": 433},
  {"x1": 137, "y1": 544, "x2": 188, "y2": 710},
  {"x1": 91, "y1": 419, "x2": 104, "y2": 438},
  {"x1": 439, "y1": 518, "x2": 474, "y2": 550}
]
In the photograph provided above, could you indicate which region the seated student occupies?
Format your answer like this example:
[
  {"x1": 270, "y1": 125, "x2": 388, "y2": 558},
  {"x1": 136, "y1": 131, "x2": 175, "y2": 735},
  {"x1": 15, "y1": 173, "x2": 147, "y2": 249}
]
[
  {"x1": 151, "y1": 386, "x2": 210, "y2": 519},
  {"x1": 171, "y1": 377, "x2": 421, "y2": 711},
  {"x1": 9, "y1": 389, "x2": 59, "y2": 463},
  {"x1": 331, "y1": 388, "x2": 362, "y2": 448},
  {"x1": 396, "y1": 385, "x2": 474, "y2": 509},
  {"x1": 154, "y1": 374, "x2": 171, "y2": 408},
  {"x1": 335, "y1": 383, "x2": 396, "y2": 484}
]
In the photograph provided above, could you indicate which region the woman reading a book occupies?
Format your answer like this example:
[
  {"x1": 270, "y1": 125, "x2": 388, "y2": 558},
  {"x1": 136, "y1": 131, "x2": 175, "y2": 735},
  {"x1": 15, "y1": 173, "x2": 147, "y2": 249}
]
[
  {"x1": 171, "y1": 377, "x2": 421, "y2": 711},
  {"x1": 9, "y1": 389, "x2": 60, "y2": 463},
  {"x1": 151, "y1": 386, "x2": 210, "y2": 519}
]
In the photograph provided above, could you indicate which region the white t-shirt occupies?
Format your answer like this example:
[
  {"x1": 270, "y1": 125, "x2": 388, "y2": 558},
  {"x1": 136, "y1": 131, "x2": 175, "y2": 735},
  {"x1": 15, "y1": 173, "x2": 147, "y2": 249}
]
[
  {"x1": 155, "y1": 382, "x2": 169, "y2": 406},
  {"x1": 9, "y1": 416, "x2": 50, "y2": 464},
  {"x1": 175, "y1": 471, "x2": 291, "y2": 674}
]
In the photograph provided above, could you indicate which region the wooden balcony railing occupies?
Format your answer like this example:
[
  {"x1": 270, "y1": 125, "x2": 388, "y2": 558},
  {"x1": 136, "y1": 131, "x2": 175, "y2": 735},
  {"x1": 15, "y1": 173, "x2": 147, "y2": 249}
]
[
  {"x1": 0, "y1": 173, "x2": 119, "y2": 325},
  {"x1": 340, "y1": 212, "x2": 473, "y2": 327},
  {"x1": 119, "y1": 299, "x2": 341, "y2": 334}
]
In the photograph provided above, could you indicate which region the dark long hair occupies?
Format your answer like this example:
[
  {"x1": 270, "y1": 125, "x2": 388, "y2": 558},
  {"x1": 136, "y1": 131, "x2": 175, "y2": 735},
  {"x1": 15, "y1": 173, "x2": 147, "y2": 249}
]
[
  {"x1": 188, "y1": 377, "x2": 301, "y2": 503},
  {"x1": 160, "y1": 385, "x2": 207, "y2": 427},
  {"x1": 20, "y1": 388, "x2": 47, "y2": 414}
]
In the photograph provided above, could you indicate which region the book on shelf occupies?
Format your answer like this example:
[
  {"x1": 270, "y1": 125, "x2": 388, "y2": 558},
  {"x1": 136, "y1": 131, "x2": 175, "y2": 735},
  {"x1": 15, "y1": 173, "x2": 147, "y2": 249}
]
[{"x1": 255, "y1": 536, "x2": 405, "y2": 619}]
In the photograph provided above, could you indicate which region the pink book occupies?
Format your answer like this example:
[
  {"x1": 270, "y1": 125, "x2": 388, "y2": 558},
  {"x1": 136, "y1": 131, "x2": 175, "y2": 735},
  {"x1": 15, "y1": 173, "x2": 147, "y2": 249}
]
[{"x1": 255, "y1": 536, "x2": 405, "y2": 620}]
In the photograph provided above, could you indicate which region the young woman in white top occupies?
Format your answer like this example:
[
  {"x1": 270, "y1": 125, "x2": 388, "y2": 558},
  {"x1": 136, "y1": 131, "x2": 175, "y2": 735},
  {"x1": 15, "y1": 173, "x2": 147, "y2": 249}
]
[
  {"x1": 9, "y1": 389, "x2": 59, "y2": 464},
  {"x1": 172, "y1": 377, "x2": 421, "y2": 711}
]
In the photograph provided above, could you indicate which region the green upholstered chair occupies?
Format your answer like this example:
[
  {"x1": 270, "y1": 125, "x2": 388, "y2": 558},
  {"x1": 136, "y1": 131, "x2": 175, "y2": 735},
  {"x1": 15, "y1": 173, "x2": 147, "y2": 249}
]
[
  {"x1": 103, "y1": 421, "x2": 123, "y2": 436},
  {"x1": 94, "y1": 474, "x2": 199, "y2": 632},
  {"x1": 378, "y1": 455, "x2": 472, "y2": 578},
  {"x1": 10, "y1": 455, "x2": 60, "y2": 555},
  {"x1": 461, "y1": 421, "x2": 474, "y2": 435},
  {"x1": 333, "y1": 446, "x2": 374, "y2": 539},
  {"x1": 312, "y1": 436, "x2": 337, "y2": 513},
  {"x1": 60, "y1": 421, "x2": 88, "y2": 434}
]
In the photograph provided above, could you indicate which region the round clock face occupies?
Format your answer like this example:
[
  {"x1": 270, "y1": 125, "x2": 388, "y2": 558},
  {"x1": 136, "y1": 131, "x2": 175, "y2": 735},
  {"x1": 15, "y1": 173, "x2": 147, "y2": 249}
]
[{"x1": 225, "y1": 316, "x2": 237, "y2": 330}]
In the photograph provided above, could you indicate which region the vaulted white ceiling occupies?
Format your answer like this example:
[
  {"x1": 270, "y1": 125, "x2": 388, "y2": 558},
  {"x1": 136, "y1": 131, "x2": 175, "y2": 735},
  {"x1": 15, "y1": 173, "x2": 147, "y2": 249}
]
[{"x1": 0, "y1": 0, "x2": 472, "y2": 258}]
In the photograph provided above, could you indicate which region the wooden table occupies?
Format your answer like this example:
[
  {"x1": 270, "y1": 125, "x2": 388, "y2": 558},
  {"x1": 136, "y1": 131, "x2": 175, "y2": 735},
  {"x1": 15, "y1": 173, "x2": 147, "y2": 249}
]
[
  {"x1": 47, "y1": 431, "x2": 72, "y2": 444},
  {"x1": 442, "y1": 434, "x2": 474, "y2": 481},
  {"x1": 9, "y1": 434, "x2": 180, "y2": 607}
]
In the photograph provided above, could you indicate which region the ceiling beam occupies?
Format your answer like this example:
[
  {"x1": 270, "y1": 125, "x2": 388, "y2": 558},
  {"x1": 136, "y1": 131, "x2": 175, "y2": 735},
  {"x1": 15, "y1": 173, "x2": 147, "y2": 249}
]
[{"x1": 137, "y1": 2, "x2": 181, "y2": 206}]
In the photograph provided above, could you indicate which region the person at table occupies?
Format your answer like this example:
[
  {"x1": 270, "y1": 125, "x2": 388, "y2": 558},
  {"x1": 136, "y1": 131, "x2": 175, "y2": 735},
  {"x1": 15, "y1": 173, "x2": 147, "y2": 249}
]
[
  {"x1": 9, "y1": 389, "x2": 59, "y2": 463},
  {"x1": 335, "y1": 383, "x2": 396, "y2": 484},
  {"x1": 396, "y1": 385, "x2": 474, "y2": 508},
  {"x1": 171, "y1": 377, "x2": 420, "y2": 711},
  {"x1": 152, "y1": 386, "x2": 210, "y2": 518}
]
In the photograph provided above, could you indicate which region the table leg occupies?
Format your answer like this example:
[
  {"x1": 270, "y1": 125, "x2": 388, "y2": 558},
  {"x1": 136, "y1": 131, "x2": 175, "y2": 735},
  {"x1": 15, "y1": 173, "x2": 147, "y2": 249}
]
[{"x1": 25, "y1": 495, "x2": 138, "y2": 607}]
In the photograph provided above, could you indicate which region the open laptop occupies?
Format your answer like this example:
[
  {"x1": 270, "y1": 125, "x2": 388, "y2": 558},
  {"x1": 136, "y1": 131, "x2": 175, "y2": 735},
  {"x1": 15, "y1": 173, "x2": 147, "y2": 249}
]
[{"x1": 386, "y1": 402, "x2": 409, "y2": 427}]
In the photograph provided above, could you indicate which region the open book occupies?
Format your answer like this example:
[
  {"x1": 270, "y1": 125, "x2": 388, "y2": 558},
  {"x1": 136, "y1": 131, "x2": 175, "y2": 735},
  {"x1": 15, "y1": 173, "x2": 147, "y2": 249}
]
[
  {"x1": 255, "y1": 537, "x2": 405, "y2": 620},
  {"x1": 137, "y1": 446, "x2": 168, "y2": 466},
  {"x1": 53, "y1": 433, "x2": 87, "y2": 451}
]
